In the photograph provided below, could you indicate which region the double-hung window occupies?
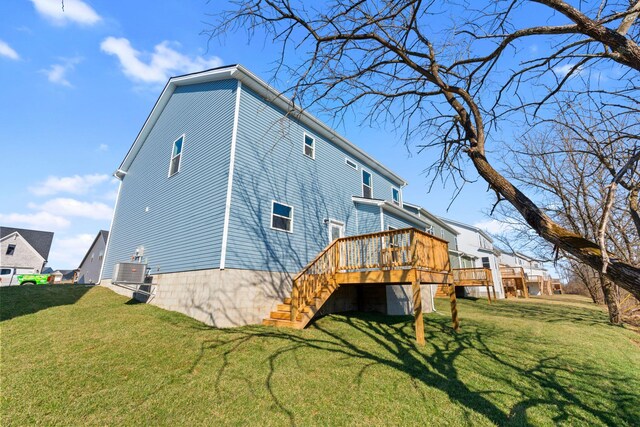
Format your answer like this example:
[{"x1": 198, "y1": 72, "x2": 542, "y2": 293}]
[
  {"x1": 303, "y1": 134, "x2": 315, "y2": 159},
  {"x1": 6, "y1": 244, "x2": 16, "y2": 255},
  {"x1": 169, "y1": 135, "x2": 184, "y2": 177},
  {"x1": 271, "y1": 201, "x2": 293, "y2": 232},
  {"x1": 362, "y1": 170, "x2": 372, "y2": 199},
  {"x1": 392, "y1": 187, "x2": 400, "y2": 205}
]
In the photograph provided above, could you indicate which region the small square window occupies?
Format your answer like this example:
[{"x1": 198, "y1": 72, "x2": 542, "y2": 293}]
[
  {"x1": 362, "y1": 170, "x2": 372, "y2": 199},
  {"x1": 6, "y1": 244, "x2": 16, "y2": 255},
  {"x1": 303, "y1": 134, "x2": 315, "y2": 159},
  {"x1": 392, "y1": 188, "x2": 400, "y2": 205},
  {"x1": 169, "y1": 135, "x2": 184, "y2": 177},
  {"x1": 271, "y1": 201, "x2": 293, "y2": 232}
]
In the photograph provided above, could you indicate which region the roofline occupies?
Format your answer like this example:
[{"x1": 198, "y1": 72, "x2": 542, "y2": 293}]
[
  {"x1": 352, "y1": 197, "x2": 433, "y2": 229},
  {"x1": 438, "y1": 216, "x2": 494, "y2": 242},
  {"x1": 77, "y1": 230, "x2": 108, "y2": 269},
  {"x1": 402, "y1": 201, "x2": 460, "y2": 235},
  {"x1": 115, "y1": 64, "x2": 407, "y2": 186},
  {"x1": 0, "y1": 231, "x2": 45, "y2": 262}
]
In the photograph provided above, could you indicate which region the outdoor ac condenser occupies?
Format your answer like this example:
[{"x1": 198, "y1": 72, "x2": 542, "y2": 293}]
[{"x1": 112, "y1": 262, "x2": 147, "y2": 285}]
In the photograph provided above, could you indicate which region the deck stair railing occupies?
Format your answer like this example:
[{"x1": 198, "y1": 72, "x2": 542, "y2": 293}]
[{"x1": 290, "y1": 228, "x2": 450, "y2": 322}]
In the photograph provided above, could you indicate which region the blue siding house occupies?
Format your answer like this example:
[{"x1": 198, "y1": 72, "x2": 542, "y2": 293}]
[{"x1": 100, "y1": 65, "x2": 456, "y2": 327}]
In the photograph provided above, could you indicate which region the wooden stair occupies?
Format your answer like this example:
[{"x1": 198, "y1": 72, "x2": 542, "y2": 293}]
[
  {"x1": 262, "y1": 283, "x2": 339, "y2": 329},
  {"x1": 435, "y1": 284, "x2": 449, "y2": 297}
]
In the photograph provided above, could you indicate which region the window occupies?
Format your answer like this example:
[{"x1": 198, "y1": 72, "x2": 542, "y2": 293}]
[
  {"x1": 328, "y1": 219, "x2": 344, "y2": 241},
  {"x1": 481, "y1": 256, "x2": 491, "y2": 269},
  {"x1": 1, "y1": 268, "x2": 12, "y2": 275},
  {"x1": 391, "y1": 187, "x2": 400, "y2": 205},
  {"x1": 362, "y1": 170, "x2": 372, "y2": 198},
  {"x1": 271, "y1": 201, "x2": 293, "y2": 232},
  {"x1": 345, "y1": 158, "x2": 358, "y2": 170},
  {"x1": 169, "y1": 135, "x2": 184, "y2": 177},
  {"x1": 425, "y1": 225, "x2": 434, "y2": 235},
  {"x1": 99, "y1": 251, "x2": 104, "y2": 261},
  {"x1": 303, "y1": 134, "x2": 315, "y2": 159},
  {"x1": 6, "y1": 244, "x2": 15, "y2": 255},
  {"x1": 90, "y1": 253, "x2": 94, "y2": 263},
  {"x1": 440, "y1": 229, "x2": 445, "y2": 239},
  {"x1": 387, "y1": 225, "x2": 397, "y2": 230}
]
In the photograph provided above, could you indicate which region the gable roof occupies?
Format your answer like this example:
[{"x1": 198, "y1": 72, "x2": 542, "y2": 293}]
[
  {"x1": 438, "y1": 217, "x2": 494, "y2": 242},
  {"x1": 401, "y1": 202, "x2": 459, "y2": 235},
  {"x1": 115, "y1": 64, "x2": 407, "y2": 187},
  {"x1": 0, "y1": 227, "x2": 54, "y2": 260},
  {"x1": 78, "y1": 230, "x2": 109, "y2": 268}
]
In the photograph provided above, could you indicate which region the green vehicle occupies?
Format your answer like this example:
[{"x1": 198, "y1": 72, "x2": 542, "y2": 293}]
[{"x1": 16, "y1": 274, "x2": 53, "y2": 286}]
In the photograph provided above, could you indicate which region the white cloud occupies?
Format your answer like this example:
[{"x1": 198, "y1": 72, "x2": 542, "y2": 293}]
[
  {"x1": 97, "y1": 143, "x2": 108, "y2": 152},
  {"x1": 29, "y1": 174, "x2": 109, "y2": 196},
  {"x1": 0, "y1": 40, "x2": 19, "y2": 60},
  {"x1": 40, "y1": 58, "x2": 81, "y2": 87},
  {"x1": 0, "y1": 211, "x2": 70, "y2": 229},
  {"x1": 28, "y1": 198, "x2": 113, "y2": 220},
  {"x1": 48, "y1": 233, "x2": 95, "y2": 268},
  {"x1": 100, "y1": 37, "x2": 223, "y2": 84},
  {"x1": 30, "y1": 0, "x2": 101, "y2": 26},
  {"x1": 554, "y1": 63, "x2": 583, "y2": 78},
  {"x1": 473, "y1": 219, "x2": 517, "y2": 235}
]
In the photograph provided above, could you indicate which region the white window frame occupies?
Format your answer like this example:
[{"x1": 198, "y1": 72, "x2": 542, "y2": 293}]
[
  {"x1": 387, "y1": 225, "x2": 397, "y2": 231},
  {"x1": 425, "y1": 225, "x2": 434, "y2": 235},
  {"x1": 168, "y1": 134, "x2": 185, "y2": 177},
  {"x1": 362, "y1": 169, "x2": 373, "y2": 198},
  {"x1": 303, "y1": 133, "x2": 315, "y2": 159},
  {"x1": 391, "y1": 187, "x2": 401, "y2": 206},
  {"x1": 271, "y1": 200, "x2": 294, "y2": 233},
  {"x1": 345, "y1": 157, "x2": 358, "y2": 170}
]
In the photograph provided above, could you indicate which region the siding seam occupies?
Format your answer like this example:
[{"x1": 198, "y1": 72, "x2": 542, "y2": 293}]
[{"x1": 220, "y1": 80, "x2": 242, "y2": 269}]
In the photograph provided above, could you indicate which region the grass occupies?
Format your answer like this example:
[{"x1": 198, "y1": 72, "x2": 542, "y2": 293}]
[{"x1": 1, "y1": 285, "x2": 639, "y2": 426}]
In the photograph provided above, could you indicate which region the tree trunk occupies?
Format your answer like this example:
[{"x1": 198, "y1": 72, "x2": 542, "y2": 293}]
[
  {"x1": 467, "y1": 150, "x2": 640, "y2": 300},
  {"x1": 600, "y1": 274, "x2": 621, "y2": 325}
]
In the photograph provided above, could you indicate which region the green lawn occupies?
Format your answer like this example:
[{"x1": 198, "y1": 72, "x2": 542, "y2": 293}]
[{"x1": 2, "y1": 286, "x2": 639, "y2": 426}]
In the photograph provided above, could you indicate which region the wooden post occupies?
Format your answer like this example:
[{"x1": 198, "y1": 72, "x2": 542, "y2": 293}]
[
  {"x1": 449, "y1": 283, "x2": 460, "y2": 331},
  {"x1": 485, "y1": 283, "x2": 492, "y2": 304},
  {"x1": 411, "y1": 270, "x2": 425, "y2": 346},
  {"x1": 492, "y1": 285, "x2": 497, "y2": 301},
  {"x1": 523, "y1": 279, "x2": 530, "y2": 298},
  {"x1": 290, "y1": 279, "x2": 299, "y2": 322}
]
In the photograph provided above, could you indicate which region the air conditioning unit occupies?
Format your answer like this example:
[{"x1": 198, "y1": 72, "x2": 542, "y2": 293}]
[{"x1": 112, "y1": 262, "x2": 147, "y2": 285}]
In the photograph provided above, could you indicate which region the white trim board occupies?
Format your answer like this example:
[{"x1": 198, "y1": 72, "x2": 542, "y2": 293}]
[
  {"x1": 99, "y1": 180, "x2": 122, "y2": 282},
  {"x1": 220, "y1": 80, "x2": 243, "y2": 270}
]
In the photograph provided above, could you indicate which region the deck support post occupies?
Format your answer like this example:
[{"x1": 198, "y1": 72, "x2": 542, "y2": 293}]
[
  {"x1": 411, "y1": 271, "x2": 425, "y2": 346},
  {"x1": 485, "y1": 282, "x2": 492, "y2": 304},
  {"x1": 492, "y1": 285, "x2": 497, "y2": 301},
  {"x1": 523, "y1": 279, "x2": 530, "y2": 298},
  {"x1": 448, "y1": 283, "x2": 460, "y2": 331},
  {"x1": 290, "y1": 280, "x2": 299, "y2": 322}
]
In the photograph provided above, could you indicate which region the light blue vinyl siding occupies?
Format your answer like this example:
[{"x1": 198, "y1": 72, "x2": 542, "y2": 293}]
[
  {"x1": 383, "y1": 210, "x2": 425, "y2": 231},
  {"x1": 102, "y1": 80, "x2": 237, "y2": 278},
  {"x1": 224, "y1": 86, "x2": 403, "y2": 272},
  {"x1": 355, "y1": 203, "x2": 381, "y2": 234}
]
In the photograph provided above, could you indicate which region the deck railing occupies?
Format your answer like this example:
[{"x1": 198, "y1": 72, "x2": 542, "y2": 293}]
[
  {"x1": 499, "y1": 266, "x2": 526, "y2": 278},
  {"x1": 453, "y1": 267, "x2": 493, "y2": 284},
  {"x1": 291, "y1": 228, "x2": 450, "y2": 321}
]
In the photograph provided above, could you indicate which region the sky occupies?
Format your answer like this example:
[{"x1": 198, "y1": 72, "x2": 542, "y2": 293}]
[{"x1": 1, "y1": 0, "x2": 524, "y2": 268}]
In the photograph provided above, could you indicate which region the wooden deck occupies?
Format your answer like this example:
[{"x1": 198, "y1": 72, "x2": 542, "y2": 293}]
[
  {"x1": 263, "y1": 228, "x2": 457, "y2": 344},
  {"x1": 499, "y1": 266, "x2": 529, "y2": 298}
]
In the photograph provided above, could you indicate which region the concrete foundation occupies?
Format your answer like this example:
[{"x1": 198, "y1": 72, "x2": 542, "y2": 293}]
[{"x1": 100, "y1": 269, "x2": 435, "y2": 328}]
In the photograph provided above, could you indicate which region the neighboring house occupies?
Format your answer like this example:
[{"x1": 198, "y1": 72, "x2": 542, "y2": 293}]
[
  {"x1": 0, "y1": 226, "x2": 53, "y2": 274},
  {"x1": 500, "y1": 252, "x2": 552, "y2": 296},
  {"x1": 100, "y1": 65, "x2": 456, "y2": 328},
  {"x1": 49, "y1": 269, "x2": 77, "y2": 284},
  {"x1": 77, "y1": 230, "x2": 108, "y2": 284},
  {"x1": 438, "y1": 218, "x2": 505, "y2": 299}
]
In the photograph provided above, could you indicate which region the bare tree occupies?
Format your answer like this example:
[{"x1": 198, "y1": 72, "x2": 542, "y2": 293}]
[{"x1": 212, "y1": 0, "x2": 640, "y2": 298}]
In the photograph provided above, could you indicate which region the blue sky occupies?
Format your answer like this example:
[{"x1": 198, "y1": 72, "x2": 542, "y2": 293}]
[{"x1": 1, "y1": 0, "x2": 514, "y2": 268}]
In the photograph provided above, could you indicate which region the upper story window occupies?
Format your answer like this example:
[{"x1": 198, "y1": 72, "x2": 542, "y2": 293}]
[
  {"x1": 90, "y1": 253, "x2": 94, "y2": 263},
  {"x1": 345, "y1": 158, "x2": 358, "y2": 170},
  {"x1": 425, "y1": 225, "x2": 434, "y2": 235},
  {"x1": 362, "y1": 170, "x2": 372, "y2": 199},
  {"x1": 303, "y1": 134, "x2": 315, "y2": 159},
  {"x1": 169, "y1": 135, "x2": 184, "y2": 177},
  {"x1": 6, "y1": 244, "x2": 16, "y2": 255},
  {"x1": 481, "y1": 256, "x2": 491, "y2": 269},
  {"x1": 392, "y1": 187, "x2": 400, "y2": 205},
  {"x1": 99, "y1": 251, "x2": 104, "y2": 261},
  {"x1": 271, "y1": 201, "x2": 293, "y2": 232}
]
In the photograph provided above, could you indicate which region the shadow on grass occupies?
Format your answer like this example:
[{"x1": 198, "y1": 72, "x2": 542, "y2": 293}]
[
  {"x1": 0, "y1": 284, "x2": 91, "y2": 322},
  {"x1": 173, "y1": 308, "x2": 637, "y2": 426}
]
